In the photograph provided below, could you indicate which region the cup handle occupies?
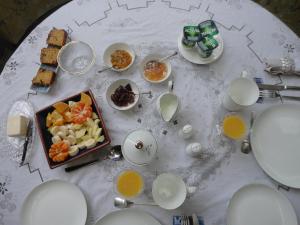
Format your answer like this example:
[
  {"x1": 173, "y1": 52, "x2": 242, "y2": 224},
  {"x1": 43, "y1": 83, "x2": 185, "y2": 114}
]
[
  {"x1": 186, "y1": 186, "x2": 197, "y2": 194},
  {"x1": 241, "y1": 70, "x2": 248, "y2": 78},
  {"x1": 168, "y1": 80, "x2": 174, "y2": 92}
]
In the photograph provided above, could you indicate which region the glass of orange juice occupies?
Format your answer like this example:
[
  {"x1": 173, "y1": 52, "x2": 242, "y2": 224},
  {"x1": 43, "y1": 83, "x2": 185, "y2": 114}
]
[
  {"x1": 222, "y1": 114, "x2": 247, "y2": 140},
  {"x1": 115, "y1": 170, "x2": 144, "y2": 199}
]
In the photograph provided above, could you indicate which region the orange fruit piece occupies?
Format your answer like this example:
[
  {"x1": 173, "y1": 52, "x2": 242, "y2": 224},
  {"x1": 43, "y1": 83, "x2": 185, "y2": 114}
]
[
  {"x1": 53, "y1": 102, "x2": 69, "y2": 114},
  {"x1": 49, "y1": 141, "x2": 69, "y2": 162},
  {"x1": 46, "y1": 113, "x2": 52, "y2": 127},
  {"x1": 80, "y1": 92, "x2": 92, "y2": 106},
  {"x1": 71, "y1": 102, "x2": 92, "y2": 124}
]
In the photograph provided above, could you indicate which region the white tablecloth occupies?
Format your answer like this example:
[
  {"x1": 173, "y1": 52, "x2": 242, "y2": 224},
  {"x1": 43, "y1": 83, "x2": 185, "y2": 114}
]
[{"x1": 0, "y1": 0, "x2": 300, "y2": 225}]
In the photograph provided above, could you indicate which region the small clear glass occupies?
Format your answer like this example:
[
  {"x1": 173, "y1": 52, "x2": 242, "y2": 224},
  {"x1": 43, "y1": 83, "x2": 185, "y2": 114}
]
[{"x1": 57, "y1": 41, "x2": 96, "y2": 75}]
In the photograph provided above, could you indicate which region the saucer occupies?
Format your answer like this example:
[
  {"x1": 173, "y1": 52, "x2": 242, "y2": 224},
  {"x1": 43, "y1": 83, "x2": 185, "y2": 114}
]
[{"x1": 177, "y1": 33, "x2": 224, "y2": 64}]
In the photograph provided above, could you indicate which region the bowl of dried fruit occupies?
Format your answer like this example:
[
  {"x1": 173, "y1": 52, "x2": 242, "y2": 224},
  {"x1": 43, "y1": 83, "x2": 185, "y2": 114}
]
[
  {"x1": 106, "y1": 79, "x2": 139, "y2": 111},
  {"x1": 35, "y1": 90, "x2": 111, "y2": 169}
]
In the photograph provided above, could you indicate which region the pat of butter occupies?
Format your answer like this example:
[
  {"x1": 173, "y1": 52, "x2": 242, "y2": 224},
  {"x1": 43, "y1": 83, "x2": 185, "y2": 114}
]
[{"x1": 7, "y1": 115, "x2": 29, "y2": 137}]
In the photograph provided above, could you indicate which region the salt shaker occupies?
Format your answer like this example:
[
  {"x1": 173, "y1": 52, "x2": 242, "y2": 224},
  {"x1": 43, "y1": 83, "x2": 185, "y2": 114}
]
[
  {"x1": 186, "y1": 142, "x2": 202, "y2": 157},
  {"x1": 178, "y1": 124, "x2": 193, "y2": 139}
]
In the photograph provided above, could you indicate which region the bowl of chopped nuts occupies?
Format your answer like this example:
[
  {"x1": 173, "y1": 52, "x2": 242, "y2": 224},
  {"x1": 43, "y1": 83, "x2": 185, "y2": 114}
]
[{"x1": 103, "y1": 43, "x2": 135, "y2": 72}]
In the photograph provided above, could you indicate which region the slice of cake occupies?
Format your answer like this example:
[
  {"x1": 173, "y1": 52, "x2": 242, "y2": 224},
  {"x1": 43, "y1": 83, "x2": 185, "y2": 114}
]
[
  {"x1": 47, "y1": 28, "x2": 67, "y2": 47},
  {"x1": 40, "y1": 47, "x2": 59, "y2": 66},
  {"x1": 32, "y1": 69, "x2": 56, "y2": 86}
]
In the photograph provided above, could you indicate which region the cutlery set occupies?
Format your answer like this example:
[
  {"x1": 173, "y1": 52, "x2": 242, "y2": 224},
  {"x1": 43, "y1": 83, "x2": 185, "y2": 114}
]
[{"x1": 257, "y1": 83, "x2": 300, "y2": 101}]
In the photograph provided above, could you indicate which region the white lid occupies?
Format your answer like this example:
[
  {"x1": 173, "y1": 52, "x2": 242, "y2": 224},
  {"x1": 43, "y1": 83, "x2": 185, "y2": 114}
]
[{"x1": 122, "y1": 129, "x2": 157, "y2": 166}]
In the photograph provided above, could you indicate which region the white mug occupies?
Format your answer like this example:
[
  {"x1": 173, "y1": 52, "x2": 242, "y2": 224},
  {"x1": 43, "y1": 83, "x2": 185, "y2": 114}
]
[
  {"x1": 156, "y1": 81, "x2": 180, "y2": 122},
  {"x1": 152, "y1": 173, "x2": 196, "y2": 210},
  {"x1": 222, "y1": 71, "x2": 259, "y2": 111}
]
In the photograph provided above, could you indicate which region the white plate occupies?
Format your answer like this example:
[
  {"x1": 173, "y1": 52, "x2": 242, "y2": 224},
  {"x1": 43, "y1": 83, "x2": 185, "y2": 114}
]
[
  {"x1": 251, "y1": 104, "x2": 300, "y2": 188},
  {"x1": 21, "y1": 180, "x2": 87, "y2": 225},
  {"x1": 177, "y1": 33, "x2": 224, "y2": 64},
  {"x1": 139, "y1": 54, "x2": 171, "y2": 84},
  {"x1": 103, "y1": 42, "x2": 135, "y2": 72},
  {"x1": 106, "y1": 79, "x2": 139, "y2": 111},
  {"x1": 94, "y1": 209, "x2": 162, "y2": 225},
  {"x1": 227, "y1": 183, "x2": 297, "y2": 225},
  {"x1": 7, "y1": 100, "x2": 35, "y2": 162}
]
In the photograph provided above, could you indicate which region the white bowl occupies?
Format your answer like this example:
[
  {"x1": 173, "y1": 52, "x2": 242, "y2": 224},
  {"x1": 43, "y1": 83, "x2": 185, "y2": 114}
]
[
  {"x1": 152, "y1": 173, "x2": 187, "y2": 210},
  {"x1": 106, "y1": 79, "x2": 139, "y2": 111},
  {"x1": 57, "y1": 41, "x2": 96, "y2": 75},
  {"x1": 103, "y1": 43, "x2": 135, "y2": 72},
  {"x1": 140, "y1": 54, "x2": 172, "y2": 84}
]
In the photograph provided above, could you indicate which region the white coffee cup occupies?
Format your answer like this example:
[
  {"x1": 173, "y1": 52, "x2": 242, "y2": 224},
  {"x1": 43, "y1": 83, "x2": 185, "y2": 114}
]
[
  {"x1": 156, "y1": 81, "x2": 180, "y2": 122},
  {"x1": 222, "y1": 71, "x2": 259, "y2": 111},
  {"x1": 152, "y1": 173, "x2": 195, "y2": 210}
]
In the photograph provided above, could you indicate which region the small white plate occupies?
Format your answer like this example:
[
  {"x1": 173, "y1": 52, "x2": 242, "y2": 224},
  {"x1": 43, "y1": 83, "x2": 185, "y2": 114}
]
[
  {"x1": 7, "y1": 100, "x2": 35, "y2": 154},
  {"x1": 227, "y1": 183, "x2": 297, "y2": 225},
  {"x1": 177, "y1": 33, "x2": 224, "y2": 64},
  {"x1": 106, "y1": 79, "x2": 139, "y2": 111},
  {"x1": 140, "y1": 54, "x2": 171, "y2": 83},
  {"x1": 103, "y1": 43, "x2": 135, "y2": 72},
  {"x1": 251, "y1": 104, "x2": 300, "y2": 188},
  {"x1": 94, "y1": 209, "x2": 161, "y2": 225},
  {"x1": 21, "y1": 180, "x2": 87, "y2": 225}
]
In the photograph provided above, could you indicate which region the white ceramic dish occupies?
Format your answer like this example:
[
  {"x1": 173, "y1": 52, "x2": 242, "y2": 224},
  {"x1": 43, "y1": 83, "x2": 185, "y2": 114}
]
[
  {"x1": 106, "y1": 79, "x2": 139, "y2": 111},
  {"x1": 94, "y1": 209, "x2": 161, "y2": 225},
  {"x1": 103, "y1": 42, "x2": 135, "y2": 72},
  {"x1": 152, "y1": 173, "x2": 187, "y2": 210},
  {"x1": 7, "y1": 100, "x2": 35, "y2": 160},
  {"x1": 177, "y1": 33, "x2": 224, "y2": 64},
  {"x1": 227, "y1": 183, "x2": 297, "y2": 225},
  {"x1": 122, "y1": 129, "x2": 157, "y2": 166},
  {"x1": 251, "y1": 104, "x2": 300, "y2": 188},
  {"x1": 58, "y1": 41, "x2": 96, "y2": 75},
  {"x1": 21, "y1": 180, "x2": 87, "y2": 225},
  {"x1": 140, "y1": 54, "x2": 172, "y2": 83}
]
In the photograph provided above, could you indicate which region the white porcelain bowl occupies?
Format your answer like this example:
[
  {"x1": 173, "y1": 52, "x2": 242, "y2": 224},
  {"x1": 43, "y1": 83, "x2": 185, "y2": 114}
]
[
  {"x1": 103, "y1": 43, "x2": 135, "y2": 72},
  {"x1": 57, "y1": 41, "x2": 96, "y2": 75},
  {"x1": 152, "y1": 173, "x2": 187, "y2": 210},
  {"x1": 106, "y1": 79, "x2": 139, "y2": 111},
  {"x1": 140, "y1": 54, "x2": 172, "y2": 84}
]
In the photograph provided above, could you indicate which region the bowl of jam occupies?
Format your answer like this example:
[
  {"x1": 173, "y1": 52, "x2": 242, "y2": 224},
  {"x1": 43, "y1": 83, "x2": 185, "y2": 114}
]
[{"x1": 140, "y1": 54, "x2": 171, "y2": 84}]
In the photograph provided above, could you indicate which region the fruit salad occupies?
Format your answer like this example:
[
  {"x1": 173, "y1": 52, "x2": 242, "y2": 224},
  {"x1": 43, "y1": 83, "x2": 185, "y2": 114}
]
[{"x1": 46, "y1": 92, "x2": 105, "y2": 162}]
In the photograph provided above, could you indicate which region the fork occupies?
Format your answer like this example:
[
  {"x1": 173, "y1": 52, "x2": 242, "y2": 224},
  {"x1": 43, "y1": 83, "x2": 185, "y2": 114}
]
[
  {"x1": 181, "y1": 216, "x2": 190, "y2": 225},
  {"x1": 259, "y1": 90, "x2": 300, "y2": 101}
]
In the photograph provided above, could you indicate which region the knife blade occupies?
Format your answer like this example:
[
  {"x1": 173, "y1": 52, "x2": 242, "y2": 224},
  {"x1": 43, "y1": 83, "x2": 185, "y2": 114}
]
[
  {"x1": 192, "y1": 214, "x2": 199, "y2": 225},
  {"x1": 257, "y1": 83, "x2": 300, "y2": 91},
  {"x1": 20, "y1": 120, "x2": 32, "y2": 166}
]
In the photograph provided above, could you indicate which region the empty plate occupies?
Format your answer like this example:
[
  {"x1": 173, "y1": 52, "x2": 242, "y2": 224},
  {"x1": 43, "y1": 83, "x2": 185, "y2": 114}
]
[
  {"x1": 21, "y1": 180, "x2": 87, "y2": 225},
  {"x1": 251, "y1": 104, "x2": 300, "y2": 188},
  {"x1": 227, "y1": 183, "x2": 297, "y2": 225},
  {"x1": 94, "y1": 209, "x2": 161, "y2": 225}
]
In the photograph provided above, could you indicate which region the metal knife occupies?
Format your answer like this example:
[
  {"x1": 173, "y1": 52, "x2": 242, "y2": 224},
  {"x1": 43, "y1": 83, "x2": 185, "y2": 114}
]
[
  {"x1": 192, "y1": 214, "x2": 199, "y2": 225},
  {"x1": 20, "y1": 120, "x2": 32, "y2": 166},
  {"x1": 257, "y1": 83, "x2": 300, "y2": 91}
]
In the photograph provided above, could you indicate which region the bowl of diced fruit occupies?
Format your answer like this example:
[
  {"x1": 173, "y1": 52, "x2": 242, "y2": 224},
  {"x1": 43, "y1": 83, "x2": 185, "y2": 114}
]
[{"x1": 35, "y1": 90, "x2": 111, "y2": 169}]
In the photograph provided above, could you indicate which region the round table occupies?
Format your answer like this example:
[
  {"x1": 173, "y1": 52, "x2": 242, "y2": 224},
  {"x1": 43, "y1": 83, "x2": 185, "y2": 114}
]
[{"x1": 0, "y1": 1, "x2": 300, "y2": 225}]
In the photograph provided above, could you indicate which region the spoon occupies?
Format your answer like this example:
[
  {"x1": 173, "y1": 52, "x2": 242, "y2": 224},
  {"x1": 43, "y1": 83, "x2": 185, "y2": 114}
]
[
  {"x1": 159, "y1": 51, "x2": 178, "y2": 62},
  {"x1": 241, "y1": 111, "x2": 255, "y2": 154},
  {"x1": 114, "y1": 197, "x2": 157, "y2": 208},
  {"x1": 65, "y1": 145, "x2": 122, "y2": 172},
  {"x1": 98, "y1": 66, "x2": 113, "y2": 73},
  {"x1": 145, "y1": 52, "x2": 178, "y2": 69}
]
